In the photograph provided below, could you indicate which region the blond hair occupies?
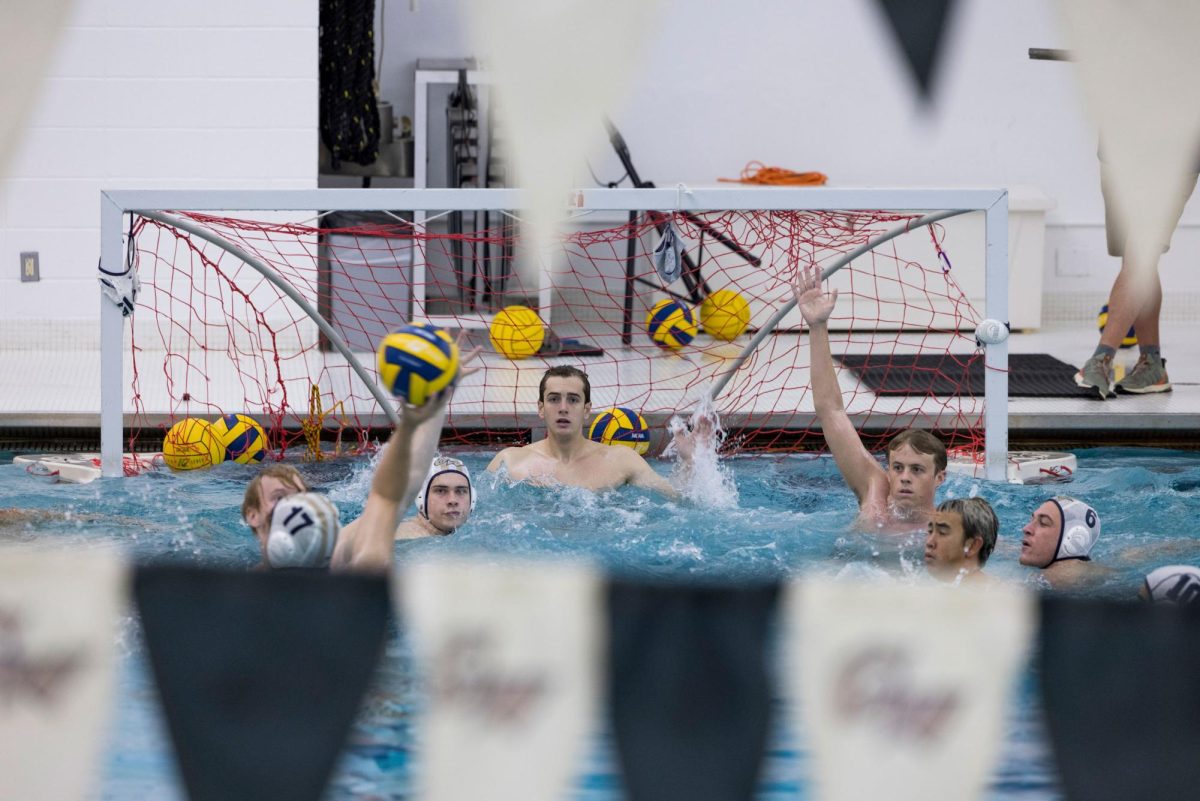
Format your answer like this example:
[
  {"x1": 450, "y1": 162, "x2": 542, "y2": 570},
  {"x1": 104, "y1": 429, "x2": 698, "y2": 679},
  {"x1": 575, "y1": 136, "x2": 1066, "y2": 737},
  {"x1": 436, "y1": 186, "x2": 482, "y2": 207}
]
[{"x1": 241, "y1": 464, "x2": 308, "y2": 522}]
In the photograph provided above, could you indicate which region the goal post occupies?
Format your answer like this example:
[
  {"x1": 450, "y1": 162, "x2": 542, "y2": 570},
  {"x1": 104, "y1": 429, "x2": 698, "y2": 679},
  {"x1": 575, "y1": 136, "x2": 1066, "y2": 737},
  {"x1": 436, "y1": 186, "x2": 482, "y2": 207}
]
[{"x1": 99, "y1": 187, "x2": 1009, "y2": 479}]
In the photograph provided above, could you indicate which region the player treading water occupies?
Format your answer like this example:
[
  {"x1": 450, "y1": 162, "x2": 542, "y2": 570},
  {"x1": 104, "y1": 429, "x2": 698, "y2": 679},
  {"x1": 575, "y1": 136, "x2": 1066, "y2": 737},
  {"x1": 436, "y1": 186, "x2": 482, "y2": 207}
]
[
  {"x1": 792, "y1": 264, "x2": 947, "y2": 533},
  {"x1": 487, "y1": 365, "x2": 711, "y2": 497}
]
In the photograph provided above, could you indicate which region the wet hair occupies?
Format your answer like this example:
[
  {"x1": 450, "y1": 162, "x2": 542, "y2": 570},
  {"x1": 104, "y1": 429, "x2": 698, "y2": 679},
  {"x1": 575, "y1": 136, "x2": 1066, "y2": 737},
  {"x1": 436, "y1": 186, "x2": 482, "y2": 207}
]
[
  {"x1": 241, "y1": 464, "x2": 308, "y2": 523},
  {"x1": 887, "y1": 429, "x2": 947, "y2": 473},
  {"x1": 937, "y1": 497, "x2": 998, "y2": 567},
  {"x1": 539, "y1": 365, "x2": 591, "y2": 404}
]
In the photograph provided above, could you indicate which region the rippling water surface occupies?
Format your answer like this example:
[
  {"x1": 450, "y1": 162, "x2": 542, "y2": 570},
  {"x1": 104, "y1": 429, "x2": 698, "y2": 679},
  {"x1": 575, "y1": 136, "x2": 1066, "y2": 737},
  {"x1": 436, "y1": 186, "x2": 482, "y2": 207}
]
[{"x1": 3, "y1": 446, "x2": 1198, "y2": 800}]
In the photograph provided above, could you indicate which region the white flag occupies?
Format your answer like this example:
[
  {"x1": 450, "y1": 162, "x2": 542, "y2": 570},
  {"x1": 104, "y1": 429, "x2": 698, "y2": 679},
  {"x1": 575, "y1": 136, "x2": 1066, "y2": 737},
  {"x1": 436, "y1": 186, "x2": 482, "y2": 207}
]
[
  {"x1": 0, "y1": 0, "x2": 75, "y2": 179},
  {"x1": 400, "y1": 558, "x2": 602, "y2": 801},
  {"x1": 0, "y1": 549, "x2": 127, "y2": 801},
  {"x1": 785, "y1": 578, "x2": 1033, "y2": 801},
  {"x1": 461, "y1": 0, "x2": 665, "y2": 279},
  {"x1": 1057, "y1": 0, "x2": 1200, "y2": 281}
]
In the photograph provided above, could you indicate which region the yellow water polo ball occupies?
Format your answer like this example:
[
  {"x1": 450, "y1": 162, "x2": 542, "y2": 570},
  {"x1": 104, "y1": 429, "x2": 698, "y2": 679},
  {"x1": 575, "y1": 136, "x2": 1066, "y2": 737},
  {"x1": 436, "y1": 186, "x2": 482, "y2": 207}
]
[
  {"x1": 700, "y1": 289, "x2": 750, "y2": 341},
  {"x1": 1097, "y1": 304, "x2": 1137, "y2": 348},
  {"x1": 588, "y1": 407, "x2": 652, "y2": 455},
  {"x1": 489, "y1": 305, "x2": 545, "y2": 359},
  {"x1": 210, "y1": 413, "x2": 267, "y2": 464},
  {"x1": 646, "y1": 298, "x2": 697, "y2": 350},
  {"x1": 162, "y1": 418, "x2": 225, "y2": 471},
  {"x1": 376, "y1": 322, "x2": 460, "y2": 406}
]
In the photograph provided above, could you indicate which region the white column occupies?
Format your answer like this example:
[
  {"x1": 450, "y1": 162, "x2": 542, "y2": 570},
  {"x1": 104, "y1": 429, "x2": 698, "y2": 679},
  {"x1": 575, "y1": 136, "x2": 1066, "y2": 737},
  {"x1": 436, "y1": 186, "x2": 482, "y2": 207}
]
[
  {"x1": 983, "y1": 195, "x2": 1010, "y2": 482},
  {"x1": 99, "y1": 193, "x2": 125, "y2": 478}
]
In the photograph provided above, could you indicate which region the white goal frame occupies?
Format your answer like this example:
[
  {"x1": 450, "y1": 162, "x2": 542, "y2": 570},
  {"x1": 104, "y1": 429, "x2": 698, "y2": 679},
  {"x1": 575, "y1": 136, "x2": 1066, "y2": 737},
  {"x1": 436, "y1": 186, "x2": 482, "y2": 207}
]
[{"x1": 99, "y1": 187, "x2": 1009, "y2": 479}]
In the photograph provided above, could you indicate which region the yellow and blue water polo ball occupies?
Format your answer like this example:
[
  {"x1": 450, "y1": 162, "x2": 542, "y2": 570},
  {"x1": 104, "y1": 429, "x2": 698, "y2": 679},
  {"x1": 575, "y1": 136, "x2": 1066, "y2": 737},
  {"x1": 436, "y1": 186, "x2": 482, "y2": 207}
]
[
  {"x1": 489, "y1": 305, "x2": 545, "y2": 360},
  {"x1": 646, "y1": 298, "x2": 697, "y2": 350},
  {"x1": 210, "y1": 413, "x2": 267, "y2": 464},
  {"x1": 376, "y1": 322, "x2": 460, "y2": 406},
  {"x1": 700, "y1": 288, "x2": 750, "y2": 341},
  {"x1": 162, "y1": 418, "x2": 225, "y2": 471},
  {"x1": 1097, "y1": 304, "x2": 1137, "y2": 348},
  {"x1": 588, "y1": 407, "x2": 651, "y2": 455}
]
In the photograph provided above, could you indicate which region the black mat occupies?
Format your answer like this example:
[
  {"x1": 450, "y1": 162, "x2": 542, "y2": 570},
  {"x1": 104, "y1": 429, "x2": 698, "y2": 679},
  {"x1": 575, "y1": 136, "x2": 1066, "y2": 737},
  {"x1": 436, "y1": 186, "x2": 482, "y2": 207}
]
[{"x1": 834, "y1": 353, "x2": 1083, "y2": 397}]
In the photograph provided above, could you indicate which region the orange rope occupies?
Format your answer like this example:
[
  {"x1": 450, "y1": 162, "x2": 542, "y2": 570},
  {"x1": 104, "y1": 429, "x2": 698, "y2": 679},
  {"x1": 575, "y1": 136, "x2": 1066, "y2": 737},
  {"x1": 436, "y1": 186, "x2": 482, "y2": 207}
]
[{"x1": 718, "y1": 161, "x2": 828, "y2": 186}]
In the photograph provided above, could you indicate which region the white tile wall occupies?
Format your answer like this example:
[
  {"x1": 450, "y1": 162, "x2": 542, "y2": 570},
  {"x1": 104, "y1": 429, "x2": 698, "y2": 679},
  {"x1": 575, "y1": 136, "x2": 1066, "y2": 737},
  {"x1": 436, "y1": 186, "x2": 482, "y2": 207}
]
[
  {"x1": 104, "y1": 29, "x2": 316, "y2": 80},
  {"x1": 1, "y1": 0, "x2": 317, "y2": 327}
]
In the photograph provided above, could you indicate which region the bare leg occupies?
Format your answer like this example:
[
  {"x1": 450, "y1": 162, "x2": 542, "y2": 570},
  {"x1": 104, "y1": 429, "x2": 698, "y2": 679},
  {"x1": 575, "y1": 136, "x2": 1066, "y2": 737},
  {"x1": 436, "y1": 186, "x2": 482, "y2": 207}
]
[
  {"x1": 1099, "y1": 258, "x2": 1161, "y2": 351},
  {"x1": 1132, "y1": 271, "x2": 1162, "y2": 349}
]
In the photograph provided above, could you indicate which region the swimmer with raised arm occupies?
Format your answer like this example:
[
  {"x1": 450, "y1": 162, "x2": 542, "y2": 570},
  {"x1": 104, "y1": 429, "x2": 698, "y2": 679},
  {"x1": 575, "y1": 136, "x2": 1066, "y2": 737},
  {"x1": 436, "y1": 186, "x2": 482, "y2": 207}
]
[
  {"x1": 242, "y1": 396, "x2": 451, "y2": 572},
  {"x1": 792, "y1": 264, "x2": 947, "y2": 532},
  {"x1": 243, "y1": 338, "x2": 483, "y2": 570},
  {"x1": 487, "y1": 365, "x2": 709, "y2": 497}
]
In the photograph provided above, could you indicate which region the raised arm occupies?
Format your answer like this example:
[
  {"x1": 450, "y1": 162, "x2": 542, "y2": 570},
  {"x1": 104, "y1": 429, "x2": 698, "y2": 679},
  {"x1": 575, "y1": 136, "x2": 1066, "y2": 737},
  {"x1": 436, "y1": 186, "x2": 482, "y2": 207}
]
[
  {"x1": 332, "y1": 397, "x2": 450, "y2": 572},
  {"x1": 792, "y1": 264, "x2": 884, "y2": 505}
]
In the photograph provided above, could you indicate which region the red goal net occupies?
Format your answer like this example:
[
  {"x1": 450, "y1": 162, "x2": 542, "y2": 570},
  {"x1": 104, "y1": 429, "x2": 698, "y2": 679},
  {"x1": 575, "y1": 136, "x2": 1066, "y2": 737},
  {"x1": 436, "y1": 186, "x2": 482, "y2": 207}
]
[{"x1": 124, "y1": 205, "x2": 986, "y2": 459}]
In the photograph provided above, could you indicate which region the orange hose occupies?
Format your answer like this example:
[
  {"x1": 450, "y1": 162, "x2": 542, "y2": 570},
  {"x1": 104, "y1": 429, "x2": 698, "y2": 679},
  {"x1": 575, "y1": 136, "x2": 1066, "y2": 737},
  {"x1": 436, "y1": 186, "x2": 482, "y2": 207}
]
[{"x1": 718, "y1": 161, "x2": 827, "y2": 186}]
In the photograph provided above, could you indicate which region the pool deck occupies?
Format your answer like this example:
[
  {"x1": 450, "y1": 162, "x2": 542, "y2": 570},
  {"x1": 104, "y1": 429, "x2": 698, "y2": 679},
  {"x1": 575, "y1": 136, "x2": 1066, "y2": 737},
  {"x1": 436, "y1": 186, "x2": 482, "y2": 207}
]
[{"x1": 2, "y1": 323, "x2": 1199, "y2": 447}]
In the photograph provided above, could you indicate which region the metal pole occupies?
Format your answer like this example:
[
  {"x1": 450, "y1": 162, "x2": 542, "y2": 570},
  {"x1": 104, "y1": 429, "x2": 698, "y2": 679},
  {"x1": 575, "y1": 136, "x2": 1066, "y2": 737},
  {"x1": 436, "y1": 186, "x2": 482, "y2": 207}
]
[
  {"x1": 100, "y1": 194, "x2": 126, "y2": 477},
  {"x1": 983, "y1": 195, "x2": 1010, "y2": 482}
]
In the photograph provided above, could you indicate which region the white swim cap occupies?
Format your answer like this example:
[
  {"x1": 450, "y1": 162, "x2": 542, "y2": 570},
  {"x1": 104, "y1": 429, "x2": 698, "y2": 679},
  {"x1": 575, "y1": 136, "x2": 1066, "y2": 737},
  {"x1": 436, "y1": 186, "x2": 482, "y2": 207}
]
[
  {"x1": 1049, "y1": 496, "x2": 1100, "y2": 562},
  {"x1": 415, "y1": 455, "x2": 476, "y2": 518},
  {"x1": 266, "y1": 492, "x2": 340, "y2": 569},
  {"x1": 1143, "y1": 565, "x2": 1200, "y2": 606}
]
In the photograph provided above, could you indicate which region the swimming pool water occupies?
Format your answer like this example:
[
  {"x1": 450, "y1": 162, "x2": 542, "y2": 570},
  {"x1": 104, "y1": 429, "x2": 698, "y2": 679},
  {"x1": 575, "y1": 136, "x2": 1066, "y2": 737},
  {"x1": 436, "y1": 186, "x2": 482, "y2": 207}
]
[{"x1": 3, "y1": 447, "x2": 1199, "y2": 799}]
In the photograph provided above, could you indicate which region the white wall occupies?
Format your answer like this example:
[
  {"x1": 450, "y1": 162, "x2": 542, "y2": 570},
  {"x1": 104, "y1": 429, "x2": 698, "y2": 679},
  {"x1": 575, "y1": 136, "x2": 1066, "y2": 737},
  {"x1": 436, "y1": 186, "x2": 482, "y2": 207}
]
[
  {"x1": 0, "y1": 0, "x2": 317, "y2": 333},
  {"x1": 378, "y1": 0, "x2": 1200, "y2": 323},
  {"x1": 6, "y1": 0, "x2": 1199, "y2": 332}
]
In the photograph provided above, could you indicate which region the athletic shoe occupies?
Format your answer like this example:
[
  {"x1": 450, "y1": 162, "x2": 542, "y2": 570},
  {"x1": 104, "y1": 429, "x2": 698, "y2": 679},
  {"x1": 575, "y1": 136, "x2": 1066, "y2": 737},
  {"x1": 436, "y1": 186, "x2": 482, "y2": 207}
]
[
  {"x1": 1116, "y1": 353, "x2": 1172, "y2": 394},
  {"x1": 1075, "y1": 353, "x2": 1115, "y2": 399}
]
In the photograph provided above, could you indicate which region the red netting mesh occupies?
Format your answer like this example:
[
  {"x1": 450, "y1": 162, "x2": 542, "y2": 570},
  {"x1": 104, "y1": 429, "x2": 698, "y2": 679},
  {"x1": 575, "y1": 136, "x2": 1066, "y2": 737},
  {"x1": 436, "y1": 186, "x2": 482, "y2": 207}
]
[{"x1": 125, "y1": 208, "x2": 986, "y2": 459}]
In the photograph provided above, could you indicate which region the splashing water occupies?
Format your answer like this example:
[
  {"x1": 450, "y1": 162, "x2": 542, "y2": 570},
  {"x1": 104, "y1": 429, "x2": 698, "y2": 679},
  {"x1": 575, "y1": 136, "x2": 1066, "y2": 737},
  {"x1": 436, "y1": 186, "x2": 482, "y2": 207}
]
[{"x1": 666, "y1": 390, "x2": 739, "y2": 509}]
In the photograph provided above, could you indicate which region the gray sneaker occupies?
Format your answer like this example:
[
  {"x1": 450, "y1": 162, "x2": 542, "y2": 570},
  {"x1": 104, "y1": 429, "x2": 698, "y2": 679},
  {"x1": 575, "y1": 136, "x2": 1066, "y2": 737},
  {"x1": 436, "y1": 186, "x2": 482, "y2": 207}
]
[
  {"x1": 1075, "y1": 353, "x2": 1115, "y2": 399},
  {"x1": 1116, "y1": 353, "x2": 1172, "y2": 394}
]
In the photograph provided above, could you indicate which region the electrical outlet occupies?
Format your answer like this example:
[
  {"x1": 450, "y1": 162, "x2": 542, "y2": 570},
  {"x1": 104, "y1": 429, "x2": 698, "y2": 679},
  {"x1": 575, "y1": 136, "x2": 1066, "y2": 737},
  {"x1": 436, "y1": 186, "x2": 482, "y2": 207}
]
[
  {"x1": 20, "y1": 252, "x2": 39, "y2": 282},
  {"x1": 1055, "y1": 247, "x2": 1091, "y2": 277}
]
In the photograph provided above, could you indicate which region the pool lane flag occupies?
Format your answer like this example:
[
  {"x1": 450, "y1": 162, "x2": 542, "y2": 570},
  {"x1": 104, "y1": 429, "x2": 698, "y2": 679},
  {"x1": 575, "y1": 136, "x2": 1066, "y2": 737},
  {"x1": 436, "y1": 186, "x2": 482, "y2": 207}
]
[
  {"x1": 874, "y1": 0, "x2": 960, "y2": 103},
  {"x1": 0, "y1": 0, "x2": 75, "y2": 179},
  {"x1": 1056, "y1": 0, "x2": 1200, "y2": 297},
  {"x1": 133, "y1": 566, "x2": 389, "y2": 801},
  {"x1": 607, "y1": 582, "x2": 779, "y2": 801},
  {"x1": 784, "y1": 578, "x2": 1034, "y2": 801},
  {"x1": 459, "y1": 0, "x2": 666, "y2": 287},
  {"x1": 400, "y1": 558, "x2": 602, "y2": 801},
  {"x1": 0, "y1": 548, "x2": 127, "y2": 801},
  {"x1": 1039, "y1": 597, "x2": 1200, "y2": 801}
]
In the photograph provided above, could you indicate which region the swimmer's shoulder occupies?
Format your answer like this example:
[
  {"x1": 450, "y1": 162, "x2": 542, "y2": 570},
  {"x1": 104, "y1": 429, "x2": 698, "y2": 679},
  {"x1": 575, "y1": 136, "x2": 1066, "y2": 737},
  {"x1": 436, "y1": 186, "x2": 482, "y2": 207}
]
[
  {"x1": 394, "y1": 518, "x2": 427, "y2": 540},
  {"x1": 488, "y1": 442, "x2": 537, "y2": 472}
]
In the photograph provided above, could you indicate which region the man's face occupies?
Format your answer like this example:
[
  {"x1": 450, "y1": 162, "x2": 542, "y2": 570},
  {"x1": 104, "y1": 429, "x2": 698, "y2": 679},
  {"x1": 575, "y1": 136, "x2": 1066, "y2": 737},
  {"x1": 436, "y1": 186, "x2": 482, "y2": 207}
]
[
  {"x1": 925, "y1": 510, "x2": 975, "y2": 580},
  {"x1": 1020, "y1": 501, "x2": 1061, "y2": 568},
  {"x1": 246, "y1": 475, "x2": 304, "y2": 553},
  {"x1": 887, "y1": 444, "x2": 945, "y2": 511},
  {"x1": 424, "y1": 472, "x2": 471, "y2": 533},
  {"x1": 538, "y1": 376, "x2": 590, "y2": 437}
]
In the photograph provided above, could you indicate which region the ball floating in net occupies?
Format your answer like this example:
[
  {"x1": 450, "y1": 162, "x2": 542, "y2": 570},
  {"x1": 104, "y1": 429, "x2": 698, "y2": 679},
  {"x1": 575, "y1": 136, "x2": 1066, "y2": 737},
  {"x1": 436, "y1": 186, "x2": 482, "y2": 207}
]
[
  {"x1": 1097, "y1": 304, "x2": 1137, "y2": 348},
  {"x1": 646, "y1": 299, "x2": 697, "y2": 350},
  {"x1": 162, "y1": 418, "x2": 225, "y2": 471},
  {"x1": 700, "y1": 289, "x2": 750, "y2": 341},
  {"x1": 210, "y1": 413, "x2": 267, "y2": 464},
  {"x1": 489, "y1": 305, "x2": 545, "y2": 359},
  {"x1": 588, "y1": 407, "x2": 651, "y2": 455},
  {"x1": 376, "y1": 322, "x2": 460, "y2": 406}
]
